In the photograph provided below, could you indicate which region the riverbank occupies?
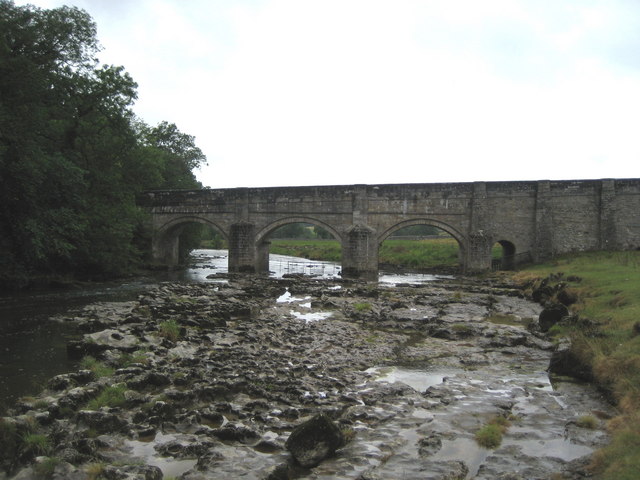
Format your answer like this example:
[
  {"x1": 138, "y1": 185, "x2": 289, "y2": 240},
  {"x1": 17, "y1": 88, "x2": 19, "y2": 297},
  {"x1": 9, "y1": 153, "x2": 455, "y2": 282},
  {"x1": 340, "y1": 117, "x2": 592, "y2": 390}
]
[
  {"x1": 0, "y1": 274, "x2": 613, "y2": 479},
  {"x1": 507, "y1": 250, "x2": 640, "y2": 480}
]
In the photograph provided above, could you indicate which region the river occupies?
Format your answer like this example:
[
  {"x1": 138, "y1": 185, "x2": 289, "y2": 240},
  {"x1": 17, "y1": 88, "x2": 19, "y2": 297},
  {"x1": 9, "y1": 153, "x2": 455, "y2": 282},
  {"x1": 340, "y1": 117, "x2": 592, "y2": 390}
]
[
  {"x1": 0, "y1": 250, "x2": 616, "y2": 479},
  {"x1": 0, "y1": 249, "x2": 448, "y2": 413}
]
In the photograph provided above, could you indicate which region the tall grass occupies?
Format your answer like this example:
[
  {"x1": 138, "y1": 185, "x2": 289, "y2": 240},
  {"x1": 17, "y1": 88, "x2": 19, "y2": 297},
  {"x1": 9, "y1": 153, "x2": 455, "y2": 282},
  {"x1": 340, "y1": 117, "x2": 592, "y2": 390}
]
[
  {"x1": 80, "y1": 356, "x2": 115, "y2": 378},
  {"x1": 86, "y1": 384, "x2": 127, "y2": 410},
  {"x1": 513, "y1": 250, "x2": 640, "y2": 479},
  {"x1": 379, "y1": 238, "x2": 460, "y2": 268}
]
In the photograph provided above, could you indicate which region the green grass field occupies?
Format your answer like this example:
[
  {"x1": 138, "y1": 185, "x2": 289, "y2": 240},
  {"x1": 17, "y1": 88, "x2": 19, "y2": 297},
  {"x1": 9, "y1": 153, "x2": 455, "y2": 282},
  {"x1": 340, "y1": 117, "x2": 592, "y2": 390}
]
[
  {"x1": 268, "y1": 239, "x2": 342, "y2": 262},
  {"x1": 269, "y1": 237, "x2": 466, "y2": 270},
  {"x1": 269, "y1": 237, "x2": 506, "y2": 270}
]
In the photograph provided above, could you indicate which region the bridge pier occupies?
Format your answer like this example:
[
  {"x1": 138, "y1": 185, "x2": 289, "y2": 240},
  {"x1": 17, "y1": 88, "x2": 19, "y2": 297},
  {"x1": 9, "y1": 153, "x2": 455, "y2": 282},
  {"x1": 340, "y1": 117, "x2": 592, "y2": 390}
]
[
  {"x1": 465, "y1": 231, "x2": 493, "y2": 273},
  {"x1": 341, "y1": 225, "x2": 378, "y2": 281},
  {"x1": 152, "y1": 229, "x2": 181, "y2": 266},
  {"x1": 228, "y1": 223, "x2": 260, "y2": 273}
]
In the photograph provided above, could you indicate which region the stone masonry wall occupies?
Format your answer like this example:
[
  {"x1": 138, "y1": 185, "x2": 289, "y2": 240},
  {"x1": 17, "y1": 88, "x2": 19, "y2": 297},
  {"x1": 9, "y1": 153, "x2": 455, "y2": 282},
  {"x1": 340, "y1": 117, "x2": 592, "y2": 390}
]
[{"x1": 139, "y1": 178, "x2": 640, "y2": 273}]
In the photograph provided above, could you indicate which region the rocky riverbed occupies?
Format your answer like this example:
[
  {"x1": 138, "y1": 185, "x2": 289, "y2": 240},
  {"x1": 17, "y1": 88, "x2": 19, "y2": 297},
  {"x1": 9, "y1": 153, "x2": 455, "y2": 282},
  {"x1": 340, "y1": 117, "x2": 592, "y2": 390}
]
[{"x1": 0, "y1": 275, "x2": 615, "y2": 479}]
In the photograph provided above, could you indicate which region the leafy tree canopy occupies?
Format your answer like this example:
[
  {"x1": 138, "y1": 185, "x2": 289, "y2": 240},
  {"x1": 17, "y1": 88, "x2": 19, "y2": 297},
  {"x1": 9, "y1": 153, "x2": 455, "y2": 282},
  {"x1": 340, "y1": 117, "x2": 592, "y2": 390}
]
[{"x1": 0, "y1": 0, "x2": 207, "y2": 288}]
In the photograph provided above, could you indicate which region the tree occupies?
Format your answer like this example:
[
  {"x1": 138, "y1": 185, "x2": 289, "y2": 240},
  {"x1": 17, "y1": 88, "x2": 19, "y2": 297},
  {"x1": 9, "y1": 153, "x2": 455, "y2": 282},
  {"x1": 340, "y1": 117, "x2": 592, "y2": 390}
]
[
  {"x1": 0, "y1": 2, "x2": 101, "y2": 279},
  {"x1": 0, "y1": 1, "x2": 207, "y2": 286},
  {"x1": 271, "y1": 223, "x2": 315, "y2": 239},
  {"x1": 313, "y1": 226, "x2": 333, "y2": 239},
  {"x1": 138, "y1": 121, "x2": 206, "y2": 190}
]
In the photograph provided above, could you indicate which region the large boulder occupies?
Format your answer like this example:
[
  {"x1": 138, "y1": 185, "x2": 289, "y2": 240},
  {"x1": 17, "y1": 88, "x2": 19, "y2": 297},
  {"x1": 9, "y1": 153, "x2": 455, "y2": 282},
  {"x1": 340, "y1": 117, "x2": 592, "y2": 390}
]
[
  {"x1": 285, "y1": 413, "x2": 345, "y2": 468},
  {"x1": 538, "y1": 303, "x2": 569, "y2": 332},
  {"x1": 548, "y1": 340, "x2": 593, "y2": 381}
]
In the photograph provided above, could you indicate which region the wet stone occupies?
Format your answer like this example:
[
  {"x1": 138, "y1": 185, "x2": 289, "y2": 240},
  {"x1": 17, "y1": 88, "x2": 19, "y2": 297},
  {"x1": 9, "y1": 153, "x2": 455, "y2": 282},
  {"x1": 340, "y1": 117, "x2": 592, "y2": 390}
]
[
  {"x1": 0, "y1": 276, "x2": 616, "y2": 480},
  {"x1": 285, "y1": 413, "x2": 345, "y2": 468}
]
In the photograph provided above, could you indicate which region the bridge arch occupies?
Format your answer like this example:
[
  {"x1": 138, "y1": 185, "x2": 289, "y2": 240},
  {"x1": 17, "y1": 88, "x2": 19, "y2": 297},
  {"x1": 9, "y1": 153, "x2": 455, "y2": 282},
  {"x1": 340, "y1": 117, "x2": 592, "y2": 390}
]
[
  {"x1": 378, "y1": 219, "x2": 467, "y2": 271},
  {"x1": 492, "y1": 239, "x2": 517, "y2": 270},
  {"x1": 255, "y1": 216, "x2": 343, "y2": 244},
  {"x1": 252, "y1": 217, "x2": 344, "y2": 274},
  {"x1": 378, "y1": 219, "x2": 465, "y2": 246},
  {"x1": 153, "y1": 215, "x2": 228, "y2": 266}
]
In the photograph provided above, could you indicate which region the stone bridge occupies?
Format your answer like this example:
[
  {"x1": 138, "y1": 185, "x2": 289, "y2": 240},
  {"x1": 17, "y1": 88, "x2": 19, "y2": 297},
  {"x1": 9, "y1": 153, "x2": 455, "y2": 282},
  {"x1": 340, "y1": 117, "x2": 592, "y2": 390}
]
[{"x1": 137, "y1": 179, "x2": 640, "y2": 280}]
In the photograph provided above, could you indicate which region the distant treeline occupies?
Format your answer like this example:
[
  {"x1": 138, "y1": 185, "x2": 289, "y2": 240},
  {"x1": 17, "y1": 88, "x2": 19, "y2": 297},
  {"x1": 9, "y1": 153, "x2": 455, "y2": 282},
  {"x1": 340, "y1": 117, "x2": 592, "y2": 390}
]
[{"x1": 0, "y1": 1, "x2": 206, "y2": 288}]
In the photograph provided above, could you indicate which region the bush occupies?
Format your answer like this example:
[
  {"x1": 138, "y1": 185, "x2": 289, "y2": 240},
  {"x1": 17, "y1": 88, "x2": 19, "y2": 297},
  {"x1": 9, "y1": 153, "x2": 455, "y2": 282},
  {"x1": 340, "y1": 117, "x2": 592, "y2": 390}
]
[
  {"x1": 21, "y1": 433, "x2": 51, "y2": 456},
  {"x1": 80, "y1": 356, "x2": 114, "y2": 378},
  {"x1": 86, "y1": 462, "x2": 105, "y2": 480},
  {"x1": 475, "y1": 415, "x2": 511, "y2": 449},
  {"x1": 34, "y1": 457, "x2": 61, "y2": 477},
  {"x1": 86, "y1": 385, "x2": 127, "y2": 410},
  {"x1": 0, "y1": 419, "x2": 18, "y2": 467},
  {"x1": 354, "y1": 302, "x2": 372, "y2": 312},
  {"x1": 475, "y1": 423, "x2": 503, "y2": 449},
  {"x1": 576, "y1": 414, "x2": 598, "y2": 429},
  {"x1": 117, "y1": 351, "x2": 149, "y2": 367},
  {"x1": 158, "y1": 320, "x2": 181, "y2": 342}
]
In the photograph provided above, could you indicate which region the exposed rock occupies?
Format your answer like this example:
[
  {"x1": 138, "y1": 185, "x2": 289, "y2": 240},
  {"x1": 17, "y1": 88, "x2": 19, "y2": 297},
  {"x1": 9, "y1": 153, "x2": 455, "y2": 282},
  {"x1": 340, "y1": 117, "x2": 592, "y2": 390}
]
[
  {"x1": 417, "y1": 434, "x2": 443, "y2": 457},
  {"x1": 538, "y1": 303, "x2": 569, "y2": 332},
  {"x1": 0, "y1": 276, "x2": 614, "y2": 480},
  {"x1": 557, "y1": 288, "x2": 579, "y2": 306},
  {"x1": 285, "y1": 413, "x2": 345, "y2": 467},
  {"x1": 548, "y1": 339, "x2": 593, "y2": 381},
  {"x1": 76, "y1": 410, "x2": 129, "y2": 434},
  {"x1": 102, "y1": 464, "x2": 163, "y2": 479},
  {"x1": 211, "y1": 423, "x2": 260, "y2": 444}
]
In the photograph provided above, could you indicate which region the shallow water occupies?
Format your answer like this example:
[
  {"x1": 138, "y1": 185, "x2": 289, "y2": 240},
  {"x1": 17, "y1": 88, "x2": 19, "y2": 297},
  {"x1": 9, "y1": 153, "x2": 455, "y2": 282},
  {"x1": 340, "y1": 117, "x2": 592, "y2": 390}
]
[
  {"x1": 366, "y1": 366, "x2": 449, "y2": 392},
  {"x1": 1, "y1": 250, "x2": 444, "y2": 412},
  {"x1": 126, "y1": 432, "x2": 198, "y2": 477}
]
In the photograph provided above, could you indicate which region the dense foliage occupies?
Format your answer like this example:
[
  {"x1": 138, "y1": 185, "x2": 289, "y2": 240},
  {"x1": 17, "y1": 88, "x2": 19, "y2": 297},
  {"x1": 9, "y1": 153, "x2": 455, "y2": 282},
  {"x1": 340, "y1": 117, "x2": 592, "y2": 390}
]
[{"x1": 0, "y1": 1, "x2": 205, "y2": 287}]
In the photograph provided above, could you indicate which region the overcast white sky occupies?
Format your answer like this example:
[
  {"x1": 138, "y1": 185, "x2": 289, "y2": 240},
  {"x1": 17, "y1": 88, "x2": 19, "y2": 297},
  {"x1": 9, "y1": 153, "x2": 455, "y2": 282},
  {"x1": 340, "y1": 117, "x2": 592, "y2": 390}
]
[{"x1": 15, "y1": 0, "x2": 640, "y2": 188}]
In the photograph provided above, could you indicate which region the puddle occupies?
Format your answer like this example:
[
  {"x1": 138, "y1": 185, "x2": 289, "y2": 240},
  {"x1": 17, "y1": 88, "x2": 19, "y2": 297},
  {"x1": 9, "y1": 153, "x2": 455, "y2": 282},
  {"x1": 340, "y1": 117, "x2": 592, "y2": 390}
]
[
  {"x1": 291, "y1": 311, "x2": 333, "y2": 323},
  {"x1": 431, "y1": 437, "x2": 490, "y2": 478},
  {"x1": 366, "y1": 366, "x2": 452, "y2": 392},
  {"x1": 126, "y1": 432, "x2": 197, "y2": 477},
  {"x1": 515, "y1": 437, "x2": 593, "y2": 461},
  {"x1": 276, "y1": 290, "x2": 309, "y2": 303}
]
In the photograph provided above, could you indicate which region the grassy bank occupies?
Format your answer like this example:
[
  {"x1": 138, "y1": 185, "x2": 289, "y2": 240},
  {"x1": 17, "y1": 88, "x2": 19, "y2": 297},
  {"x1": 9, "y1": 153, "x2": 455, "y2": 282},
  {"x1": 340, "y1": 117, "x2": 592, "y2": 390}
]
[
  {"x1": 511, "y1": 251, "x2": 640, "y2": 479},
  {"x1": 269, "y1": 237, "x2": 463, "y2": 270},
  {"x1": 268, "y1": 239, "x2": 342, "y2": 263}
]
